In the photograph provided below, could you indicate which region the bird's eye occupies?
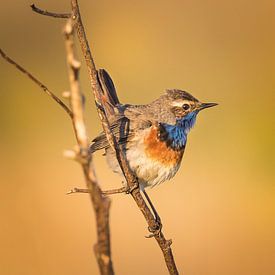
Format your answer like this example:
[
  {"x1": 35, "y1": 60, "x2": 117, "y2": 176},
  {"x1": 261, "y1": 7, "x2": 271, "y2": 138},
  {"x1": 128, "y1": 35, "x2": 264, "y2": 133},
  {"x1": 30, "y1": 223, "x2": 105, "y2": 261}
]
[{"x1": 182, "y1": 104, "x2": 190, "y2": 110}]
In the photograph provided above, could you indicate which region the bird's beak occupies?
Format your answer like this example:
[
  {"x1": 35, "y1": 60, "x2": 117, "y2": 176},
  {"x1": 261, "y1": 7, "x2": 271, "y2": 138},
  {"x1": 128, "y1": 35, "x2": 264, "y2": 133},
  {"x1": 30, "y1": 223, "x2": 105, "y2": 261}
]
[{"x1": 199, "y1": 102, "x2": 218, "y2": 110}]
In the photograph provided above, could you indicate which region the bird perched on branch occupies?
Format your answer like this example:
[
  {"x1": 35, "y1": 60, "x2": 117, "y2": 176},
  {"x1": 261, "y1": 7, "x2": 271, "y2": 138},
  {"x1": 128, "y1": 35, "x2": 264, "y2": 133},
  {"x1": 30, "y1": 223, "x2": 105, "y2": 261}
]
[{"x1": 90, "y1": 70, "x2": 217, "y2": 191}]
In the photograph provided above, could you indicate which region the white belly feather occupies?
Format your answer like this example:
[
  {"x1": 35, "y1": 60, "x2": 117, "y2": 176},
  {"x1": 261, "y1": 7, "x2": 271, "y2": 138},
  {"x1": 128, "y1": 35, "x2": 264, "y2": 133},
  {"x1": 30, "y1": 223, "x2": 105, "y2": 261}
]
[{"x1": 105, "y1": 130, "x2": 183, "y2": 189}]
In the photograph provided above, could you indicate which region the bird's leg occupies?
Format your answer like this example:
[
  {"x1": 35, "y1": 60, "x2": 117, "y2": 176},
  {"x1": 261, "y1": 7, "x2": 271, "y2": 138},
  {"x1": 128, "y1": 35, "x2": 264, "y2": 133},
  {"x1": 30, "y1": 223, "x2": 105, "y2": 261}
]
[
  {"x1": 142, "y1": 189, "x2": 162, "y2": 237},
  {"x1": 142, "y1": 189, "x2": 161, "y2": 223}
]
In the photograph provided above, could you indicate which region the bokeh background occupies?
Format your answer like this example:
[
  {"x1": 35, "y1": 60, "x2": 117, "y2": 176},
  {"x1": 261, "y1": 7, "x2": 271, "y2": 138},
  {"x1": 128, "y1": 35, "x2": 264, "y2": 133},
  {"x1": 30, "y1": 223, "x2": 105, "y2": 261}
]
[{"x1": 1, "y1": 1, "x2": 274, "y2": 274}]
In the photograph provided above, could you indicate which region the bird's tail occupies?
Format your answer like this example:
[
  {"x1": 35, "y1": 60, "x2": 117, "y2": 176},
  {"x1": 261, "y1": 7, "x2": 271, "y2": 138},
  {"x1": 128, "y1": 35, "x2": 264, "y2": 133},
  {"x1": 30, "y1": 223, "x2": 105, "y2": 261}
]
[{"x1": 97, "y1": 69, "x2": 120, "y2": 117}]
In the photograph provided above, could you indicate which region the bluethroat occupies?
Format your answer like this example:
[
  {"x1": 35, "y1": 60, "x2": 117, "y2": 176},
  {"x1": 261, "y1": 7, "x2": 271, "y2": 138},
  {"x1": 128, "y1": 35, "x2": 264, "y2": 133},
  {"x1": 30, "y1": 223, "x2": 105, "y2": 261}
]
[{"x1": 90, "y1": 70, "x2": 217, "y2": 192}]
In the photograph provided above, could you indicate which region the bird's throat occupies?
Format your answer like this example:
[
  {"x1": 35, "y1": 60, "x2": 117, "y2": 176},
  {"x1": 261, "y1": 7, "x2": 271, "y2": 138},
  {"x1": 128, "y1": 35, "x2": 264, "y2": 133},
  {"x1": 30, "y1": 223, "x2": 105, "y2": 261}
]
[{"x1": 159, "y1": 112, "x2": 198, "y2": 150}]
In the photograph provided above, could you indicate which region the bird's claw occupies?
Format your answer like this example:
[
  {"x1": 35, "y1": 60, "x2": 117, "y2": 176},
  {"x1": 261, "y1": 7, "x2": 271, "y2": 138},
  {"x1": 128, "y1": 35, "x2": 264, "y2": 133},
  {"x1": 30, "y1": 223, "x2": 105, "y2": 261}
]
[
  {"x1": 125, "y1": 182, "x2": 139, "y2": 194},
  {"x1": 145, "y1": 219, "x2": 163, "y2": 238}
]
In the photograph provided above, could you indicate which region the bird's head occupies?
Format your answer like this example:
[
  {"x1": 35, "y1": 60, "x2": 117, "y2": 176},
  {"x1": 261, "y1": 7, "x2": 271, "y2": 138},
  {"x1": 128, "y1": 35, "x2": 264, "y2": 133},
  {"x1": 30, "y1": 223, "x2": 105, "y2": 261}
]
[
  {"x1": 146, "y1": 89, "x2": 218, "y2": 149},
  {"x1": 165, "y1": 89, "x2": 218, "y2": 120}
]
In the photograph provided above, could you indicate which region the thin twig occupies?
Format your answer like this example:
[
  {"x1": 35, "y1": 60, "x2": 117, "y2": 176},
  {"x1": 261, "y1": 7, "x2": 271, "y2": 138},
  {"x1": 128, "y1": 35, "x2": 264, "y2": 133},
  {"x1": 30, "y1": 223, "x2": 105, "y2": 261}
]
[
  {"x1": 70, "y1": 1, "x2": 179, "y2": 274},
  {"x1": 63, "y1": 19, "x2": 114, "y2": 275},
  {"x1": 31, "y1": 3, "x2": 71, "y2": 18},
  {"x1": 0, "y1": 48, "x2": 73, "y2": 118},
  {"x1": 101, "y1": 187, "x2": 128, "y2": 195},
  {"x1": 67, "y1": 187, "x2": 91, "y2": 194}
]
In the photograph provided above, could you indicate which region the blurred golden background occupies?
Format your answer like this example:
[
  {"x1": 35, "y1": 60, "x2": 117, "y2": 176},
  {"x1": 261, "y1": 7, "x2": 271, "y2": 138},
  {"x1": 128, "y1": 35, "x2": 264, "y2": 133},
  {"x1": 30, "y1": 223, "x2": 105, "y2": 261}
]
[{"x1": 1, "y1": 1, "x2": 274, "y2": 274}]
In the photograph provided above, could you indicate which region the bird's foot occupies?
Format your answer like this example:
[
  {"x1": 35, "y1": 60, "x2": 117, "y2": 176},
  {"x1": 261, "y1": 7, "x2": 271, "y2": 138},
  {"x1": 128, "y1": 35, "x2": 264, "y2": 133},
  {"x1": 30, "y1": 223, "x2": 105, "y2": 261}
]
[
  {"x1": 125, "y1": 181, "x2": 139, "y2": 194},
  {"x1": 146, "y1": 217, "x2": 162, "y2": 238}
]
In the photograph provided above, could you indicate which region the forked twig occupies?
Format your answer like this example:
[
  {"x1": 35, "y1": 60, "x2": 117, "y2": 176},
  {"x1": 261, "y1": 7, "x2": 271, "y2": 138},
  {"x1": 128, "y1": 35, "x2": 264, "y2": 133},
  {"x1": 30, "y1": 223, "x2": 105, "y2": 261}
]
[
  {"x1": 0, "y1": 16, "x2": 114, "y2": 275},
  {"x1": 2, "y1": 1, "x2": 180, "y2": 274}
]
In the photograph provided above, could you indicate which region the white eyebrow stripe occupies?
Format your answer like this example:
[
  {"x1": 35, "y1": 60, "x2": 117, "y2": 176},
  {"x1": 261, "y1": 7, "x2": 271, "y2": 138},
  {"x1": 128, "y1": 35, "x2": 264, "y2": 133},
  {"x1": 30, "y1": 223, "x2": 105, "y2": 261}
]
[{"x1": 171, "y1": 100, "x2": 190, "y2": 107}]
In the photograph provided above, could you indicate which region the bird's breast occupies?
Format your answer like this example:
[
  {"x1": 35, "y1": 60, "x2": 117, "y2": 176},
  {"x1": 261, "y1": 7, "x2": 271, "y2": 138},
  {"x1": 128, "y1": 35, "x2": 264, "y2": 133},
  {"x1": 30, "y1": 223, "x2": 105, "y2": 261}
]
[{"x1": 143, "y1": 126, "x2": 185, "y2": 166}]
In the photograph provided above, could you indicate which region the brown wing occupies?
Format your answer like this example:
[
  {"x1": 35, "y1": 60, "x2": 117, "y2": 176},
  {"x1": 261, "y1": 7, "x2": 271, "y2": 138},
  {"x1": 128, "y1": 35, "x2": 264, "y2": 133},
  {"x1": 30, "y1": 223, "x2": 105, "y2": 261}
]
[
  {"x1": 90, "y1": 86, "x2": 154, "y2": 153},
  {"x1": 89, "y1": 117, "x2": 131, "y2": 153},
  {"x1": 89, "y1": 113, "x2": 152, "y2": 153}
]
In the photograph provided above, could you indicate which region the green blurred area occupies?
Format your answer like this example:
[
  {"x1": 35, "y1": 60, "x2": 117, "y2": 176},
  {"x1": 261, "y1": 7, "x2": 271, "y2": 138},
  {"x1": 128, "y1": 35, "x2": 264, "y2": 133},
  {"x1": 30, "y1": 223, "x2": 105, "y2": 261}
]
[{"x1": 0, "y1": 1, "x2": 274, "y2": 274}]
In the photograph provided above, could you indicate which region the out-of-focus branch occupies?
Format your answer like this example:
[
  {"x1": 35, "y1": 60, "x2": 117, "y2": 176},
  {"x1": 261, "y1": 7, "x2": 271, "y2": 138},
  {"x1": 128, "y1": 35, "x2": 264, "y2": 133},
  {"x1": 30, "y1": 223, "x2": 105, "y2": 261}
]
[
  {"x1": 0, "y1": 48, "x2": 73, "y2": 118},
  {"x1": 63, "y1": 19, "x2": 114, "y2": 275},
  {"x1": 1, "y1": 12, "x2": 115, "y2": 275},
  {"x1": 70, "y1": 1, "x2": 179, "y2": 274},
  {"x1": 31, "y1": 4, "x2": 71, "y2": 18}
]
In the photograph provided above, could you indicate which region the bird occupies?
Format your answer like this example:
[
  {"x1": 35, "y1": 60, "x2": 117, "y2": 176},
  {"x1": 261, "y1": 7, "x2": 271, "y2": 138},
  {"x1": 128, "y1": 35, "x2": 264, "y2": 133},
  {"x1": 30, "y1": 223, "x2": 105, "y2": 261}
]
[{"x1": 90, "y1": 70, "x2": 217, "y2": 193}]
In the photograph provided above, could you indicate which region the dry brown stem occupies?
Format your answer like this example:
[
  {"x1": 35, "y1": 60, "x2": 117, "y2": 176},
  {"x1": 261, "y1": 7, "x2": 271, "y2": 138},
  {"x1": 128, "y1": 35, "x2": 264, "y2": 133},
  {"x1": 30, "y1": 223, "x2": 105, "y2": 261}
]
[
  {"x1": 63, "y1": 19, "x2": 114, "y2": 275},
  {"x1": 31, "y1": 3, "x2": 71, "y2": 18},
  {"x1": 70, "y1": 0, "x2": 179, "y2": 274}
]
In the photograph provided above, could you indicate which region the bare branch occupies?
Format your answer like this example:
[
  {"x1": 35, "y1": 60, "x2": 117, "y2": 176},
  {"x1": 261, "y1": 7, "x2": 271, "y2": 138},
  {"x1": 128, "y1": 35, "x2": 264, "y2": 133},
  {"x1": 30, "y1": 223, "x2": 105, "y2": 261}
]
[
  {"x1": 0, "y1": 48, "x2": 73, "y2": 118},
  {"x1": 30, "y1": 3, "x2": 71, "y2": 18},
  {"x1": 70, "y1": 1, "x2": 179, "y2": 274},
  {"x1": 63, "y1": 19, "x2": 114, "y2": 275},
  {"x1": 64, "y1": 20, "x2": 87, "y2": 149},
  {"x1": 67, "y1": 187, "x2": 91, "y2": 194},
  {"x1": 1, "y1": 5, "x2": 115, "y2": 275}
]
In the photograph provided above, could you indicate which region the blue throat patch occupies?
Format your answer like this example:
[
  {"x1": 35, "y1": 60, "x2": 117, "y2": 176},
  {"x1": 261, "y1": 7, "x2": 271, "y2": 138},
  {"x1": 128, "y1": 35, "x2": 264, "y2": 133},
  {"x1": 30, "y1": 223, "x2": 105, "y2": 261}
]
[{"x1": 161, "y1": 111, "x2": 198, "y2": 149}]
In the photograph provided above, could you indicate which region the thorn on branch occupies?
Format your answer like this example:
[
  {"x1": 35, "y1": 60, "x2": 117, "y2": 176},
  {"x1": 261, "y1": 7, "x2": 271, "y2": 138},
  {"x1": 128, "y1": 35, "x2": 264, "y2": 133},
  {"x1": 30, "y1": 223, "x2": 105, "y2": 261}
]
[
  {"x1": 63, "y1": 149, "x2": 77, "y2": 160},
  {"x1": 63, "y1": 147, "x2": 89, "y2": 164},
  {"x1": 71, "y1": 59, "x2": 81, "y2": 70},
  {"x1": 62, "y1": 91, "x2": 71, "y2": 99},
  {"x1": 167, "y1": 239, "x2": 173, "y2": 246},
  {"x1": 162, "y1": 240, "x2": 173, "y2": 252},
  {"x1": 64, "y1": 19, "x2": 74, "y2": 34},
  {"x1": 30, "y1": 3, "x2": 71, "y2": 18}
]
